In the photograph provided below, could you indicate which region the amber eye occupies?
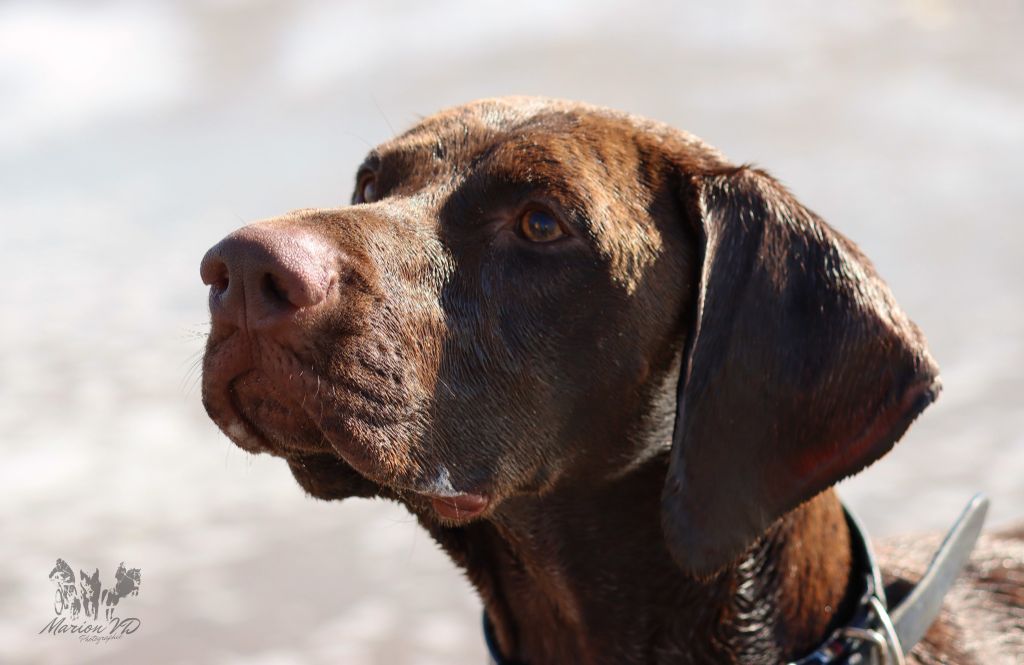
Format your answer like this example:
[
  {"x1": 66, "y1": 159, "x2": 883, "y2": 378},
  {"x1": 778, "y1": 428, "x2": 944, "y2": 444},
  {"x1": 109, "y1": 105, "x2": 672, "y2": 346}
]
[
  {"x1": 518, "y1": 209, "x2": 565, "y2": 243},
  {"x1": 355, "y1": 173, "x2": 377, "y2": 203}
]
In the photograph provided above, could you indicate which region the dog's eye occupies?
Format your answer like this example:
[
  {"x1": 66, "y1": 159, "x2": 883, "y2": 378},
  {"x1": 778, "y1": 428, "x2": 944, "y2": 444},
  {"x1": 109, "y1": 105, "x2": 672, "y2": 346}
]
[
  {"x1": 518, "y1": 209, "x2": 565, "y2": 243},
  {"x1": 355, "y1": 173, "x2": 377, "y2": 204}
]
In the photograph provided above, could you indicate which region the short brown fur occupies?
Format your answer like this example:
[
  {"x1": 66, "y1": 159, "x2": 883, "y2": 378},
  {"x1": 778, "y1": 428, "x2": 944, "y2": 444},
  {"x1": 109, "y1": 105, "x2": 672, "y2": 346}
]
[{"x1": 201, "y1": 98, "x2": 1023, "y2": 663}]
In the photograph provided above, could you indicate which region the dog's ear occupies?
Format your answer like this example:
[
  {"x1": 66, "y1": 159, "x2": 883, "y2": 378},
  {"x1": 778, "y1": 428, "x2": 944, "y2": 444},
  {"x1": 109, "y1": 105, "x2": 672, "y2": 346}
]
[{"x1": 661, "y1": 166, "x2": 940, "y2": 576}]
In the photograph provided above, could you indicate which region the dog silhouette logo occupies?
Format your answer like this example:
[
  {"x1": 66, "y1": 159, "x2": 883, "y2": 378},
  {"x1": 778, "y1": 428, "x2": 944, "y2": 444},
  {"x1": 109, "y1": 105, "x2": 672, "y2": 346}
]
[{"x1": 42, "y1": 558, "x2": 143, "y2": 643}]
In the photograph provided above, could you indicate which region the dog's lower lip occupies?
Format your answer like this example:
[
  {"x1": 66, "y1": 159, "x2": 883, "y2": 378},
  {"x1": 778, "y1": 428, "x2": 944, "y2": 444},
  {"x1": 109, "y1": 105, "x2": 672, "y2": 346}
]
[{"x1": 430, "y1": 493, "x2": 489, "y2": 520}]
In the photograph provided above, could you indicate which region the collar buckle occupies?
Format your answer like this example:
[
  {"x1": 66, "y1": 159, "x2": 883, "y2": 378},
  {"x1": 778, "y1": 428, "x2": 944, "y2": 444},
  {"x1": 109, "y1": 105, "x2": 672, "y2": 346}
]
[{"x1": 834, "y1": 596, "x2": 905, "y2": 665}]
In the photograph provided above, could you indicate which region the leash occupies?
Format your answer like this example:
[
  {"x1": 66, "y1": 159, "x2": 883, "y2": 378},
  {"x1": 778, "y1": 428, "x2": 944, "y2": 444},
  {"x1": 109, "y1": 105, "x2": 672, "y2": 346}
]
[{"x1": 483, "y1": 494, "x2": 989, "y2": 665}]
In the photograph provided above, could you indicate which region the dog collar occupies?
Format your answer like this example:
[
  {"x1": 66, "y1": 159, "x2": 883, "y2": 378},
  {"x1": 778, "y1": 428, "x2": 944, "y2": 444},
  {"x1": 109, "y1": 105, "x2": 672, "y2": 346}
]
[{"x1": 482, "y1": 495, "x2": 988, "y2": 665}]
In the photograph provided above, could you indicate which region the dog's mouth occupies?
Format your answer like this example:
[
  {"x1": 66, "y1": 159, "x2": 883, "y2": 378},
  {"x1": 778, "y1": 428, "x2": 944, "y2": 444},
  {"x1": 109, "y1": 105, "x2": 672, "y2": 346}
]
[
  {"x1": 228, "y1": 370, "x2": 332, "y2": 453},
  {"x1": 202, "y1": 332, "x2": 497, "y2": 521},
  {"x1": 202, "y1": 332, "x2": 370, "y2": 460}
]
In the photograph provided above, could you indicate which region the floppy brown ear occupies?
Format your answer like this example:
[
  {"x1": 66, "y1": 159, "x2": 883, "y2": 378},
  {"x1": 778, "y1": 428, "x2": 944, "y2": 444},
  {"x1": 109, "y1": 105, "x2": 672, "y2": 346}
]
[{"x1": 661, "y1": 166, "x2": 940, "y2": 576}]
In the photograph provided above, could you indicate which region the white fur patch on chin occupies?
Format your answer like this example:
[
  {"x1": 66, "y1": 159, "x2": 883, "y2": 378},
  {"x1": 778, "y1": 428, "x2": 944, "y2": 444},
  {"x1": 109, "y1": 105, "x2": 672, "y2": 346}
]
[
  {"x1": 423, "y1": 466, "x2": 458, "y2": 497},
  {"x1": 226, "y1": 420, "x2": 259, "y2": 449}
]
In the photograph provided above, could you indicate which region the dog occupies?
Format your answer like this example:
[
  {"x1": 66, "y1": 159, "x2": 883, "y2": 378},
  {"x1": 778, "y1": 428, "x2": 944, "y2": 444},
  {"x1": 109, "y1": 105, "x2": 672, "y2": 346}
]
[
  {"x1": 78, "y1": 568, "x2": 101, "y2": 621},
  {"x1": 200, "y1": 98, "x2": 1023, "y2": 663}
]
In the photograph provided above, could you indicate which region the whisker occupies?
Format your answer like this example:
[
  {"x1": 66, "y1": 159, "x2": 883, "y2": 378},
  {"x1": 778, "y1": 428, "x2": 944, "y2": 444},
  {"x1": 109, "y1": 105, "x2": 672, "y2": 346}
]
[
  {"x1": 180, "y1": 350, "x2": 206, "y2": 396},
  {"x1": 341, "y1": 131, "x2": 376, "y2": 151},
  {"x1": 434, "y1": 375, "x2": 457, "y2": 399},
  {"x1": 179, "y1": 322, "x2": 211, "y2": 341},
  {"x1": 370, "y1": 94, "x2": 396, "y2": 136}
]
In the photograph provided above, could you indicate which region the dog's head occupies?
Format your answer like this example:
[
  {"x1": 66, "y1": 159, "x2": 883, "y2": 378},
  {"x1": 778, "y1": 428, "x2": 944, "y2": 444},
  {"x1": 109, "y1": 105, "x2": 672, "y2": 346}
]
[
  {"x1": 80, "y1": 568, "x2": 100, "y2": 596},
  {"x1": 201, "y1": 98, "x2": 938, "y2": 575}
]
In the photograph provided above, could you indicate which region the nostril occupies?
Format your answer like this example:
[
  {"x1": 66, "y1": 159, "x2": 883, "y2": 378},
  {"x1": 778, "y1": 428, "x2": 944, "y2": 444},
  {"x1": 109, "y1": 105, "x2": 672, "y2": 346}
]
[
  {"x1": 200, "y1": 253, "x2": 230, "y2": 293},
  {"x1": 259, "y1": 272, "x2": 296, "y2": 309},
  {"x1": 208, "y1": 264, "x2": 230, "y2": 296},
  {"x1": 210, "y1": 272, "x2": 229, "y2": 295}
]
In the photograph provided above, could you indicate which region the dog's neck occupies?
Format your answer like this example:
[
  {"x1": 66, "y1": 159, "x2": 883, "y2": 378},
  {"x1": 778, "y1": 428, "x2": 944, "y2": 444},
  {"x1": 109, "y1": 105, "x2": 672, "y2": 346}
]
[{"x1": 419, "y1": 455, "x2": 854, "y2": 665}]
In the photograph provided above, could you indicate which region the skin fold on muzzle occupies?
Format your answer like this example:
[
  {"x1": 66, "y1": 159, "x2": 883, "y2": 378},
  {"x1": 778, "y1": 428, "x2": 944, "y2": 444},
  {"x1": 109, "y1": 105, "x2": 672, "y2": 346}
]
[{"x1": 199, "y1": 97, "x2": 959, "y2": 664}]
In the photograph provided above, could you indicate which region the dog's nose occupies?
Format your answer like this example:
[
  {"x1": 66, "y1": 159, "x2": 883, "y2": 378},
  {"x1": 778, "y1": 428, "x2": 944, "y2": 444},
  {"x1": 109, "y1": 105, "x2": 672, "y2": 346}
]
[{"x1": 200, "y1": 225, "x2": 336, "y2": 331}]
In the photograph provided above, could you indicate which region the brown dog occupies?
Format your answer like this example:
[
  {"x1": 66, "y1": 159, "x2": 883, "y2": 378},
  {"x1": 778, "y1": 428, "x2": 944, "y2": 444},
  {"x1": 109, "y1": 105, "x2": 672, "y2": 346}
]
[{"x1": 200, "y1": 98, "x2": 1023, "y2": 664}]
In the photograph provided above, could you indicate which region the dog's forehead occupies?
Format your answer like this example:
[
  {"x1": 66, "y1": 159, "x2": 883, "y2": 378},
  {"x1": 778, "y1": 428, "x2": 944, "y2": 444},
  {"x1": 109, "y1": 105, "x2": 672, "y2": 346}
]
[
  {"x1": 373, "y1": 97, "x2": 728, "y2": 189},
  {"x1": 377, "y1": 98, "x2": 649, "y2": 168},
  {"x1": 365, "y1": 98, "x2": 699, "y2": 293},
  {"x1": 359, "y1": 98, "x2": 728, "y2": 293}
]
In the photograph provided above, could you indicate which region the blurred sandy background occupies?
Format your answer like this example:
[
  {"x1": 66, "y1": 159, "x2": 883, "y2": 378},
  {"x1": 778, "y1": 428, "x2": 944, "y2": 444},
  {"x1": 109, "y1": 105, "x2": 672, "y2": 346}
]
[{"x1": 1, "y1": 1, "x2": 1022, "y2": 663}]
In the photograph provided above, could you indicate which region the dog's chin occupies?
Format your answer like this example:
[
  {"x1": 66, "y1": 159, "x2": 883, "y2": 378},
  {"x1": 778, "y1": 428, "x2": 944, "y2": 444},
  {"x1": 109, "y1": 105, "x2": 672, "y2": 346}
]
[
  {"x1": 286, "y1": 452, "x2": 380, "y2": 500},
  {"x1": 285, "y1": 454, "x2": 495, "y2": 527}
]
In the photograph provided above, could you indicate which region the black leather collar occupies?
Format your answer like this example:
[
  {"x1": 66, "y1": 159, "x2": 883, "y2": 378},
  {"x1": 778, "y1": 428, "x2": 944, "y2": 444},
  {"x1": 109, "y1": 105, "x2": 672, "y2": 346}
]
[
  {"x1": 483, "y1": 607, "x2": 525, "y2": 665},
  {"x1": 483, "y1": 495, "x2": 988, "y2": 665}
]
